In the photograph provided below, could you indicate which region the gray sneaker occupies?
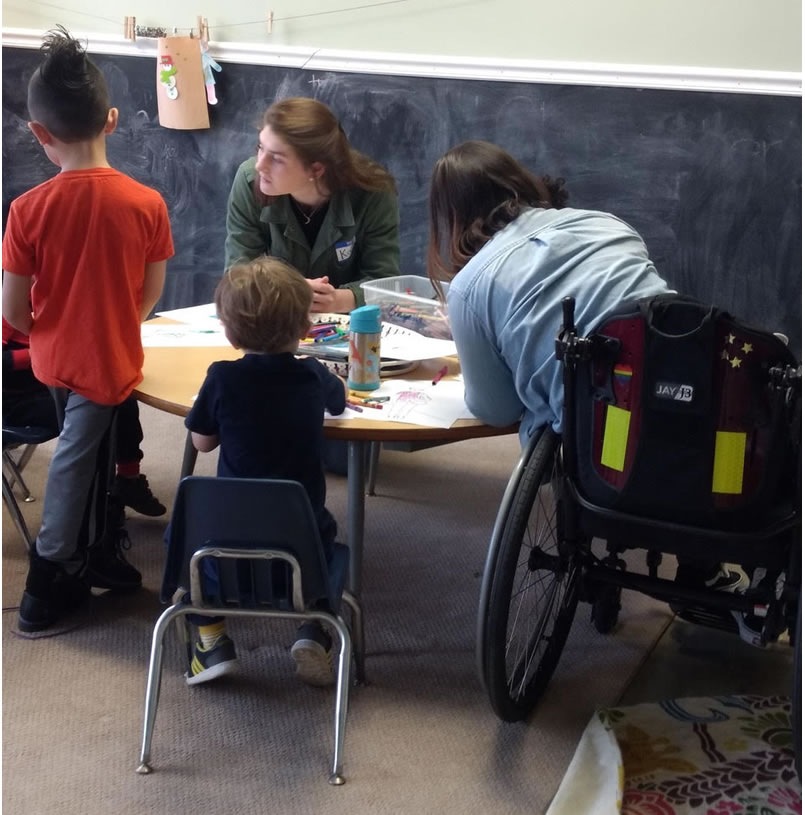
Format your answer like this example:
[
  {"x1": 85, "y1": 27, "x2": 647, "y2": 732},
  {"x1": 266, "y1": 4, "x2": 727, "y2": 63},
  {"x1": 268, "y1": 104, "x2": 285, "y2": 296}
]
[{"x1": 291, "y1": 623, "x2": 334, "y2": 687}]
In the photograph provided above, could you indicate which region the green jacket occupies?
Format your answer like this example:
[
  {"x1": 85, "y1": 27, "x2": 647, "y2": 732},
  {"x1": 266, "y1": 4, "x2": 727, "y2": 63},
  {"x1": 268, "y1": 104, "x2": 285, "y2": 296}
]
[{"x1": 224, "y1": 157, "x2": 400, "y2": 307}]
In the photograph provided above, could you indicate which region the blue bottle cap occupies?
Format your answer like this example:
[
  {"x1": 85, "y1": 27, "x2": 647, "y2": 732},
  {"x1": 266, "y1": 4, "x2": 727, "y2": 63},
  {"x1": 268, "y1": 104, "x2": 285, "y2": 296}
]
[{"x1": 349, "y1": 304, "x2": 381, "y2": 333}]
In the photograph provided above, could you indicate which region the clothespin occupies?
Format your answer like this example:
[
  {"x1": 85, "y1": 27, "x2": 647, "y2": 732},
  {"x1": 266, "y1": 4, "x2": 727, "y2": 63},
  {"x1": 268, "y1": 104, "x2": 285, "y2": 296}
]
[
  {"x1": 267, "y1": 11, "x2": 274, "y2": 34},
  {"x1": 123, "y1": 16, "x2": 136, "y2": 41},
  {"x1": 197, "y1": 16, "x2": 210, "y2": 43}
]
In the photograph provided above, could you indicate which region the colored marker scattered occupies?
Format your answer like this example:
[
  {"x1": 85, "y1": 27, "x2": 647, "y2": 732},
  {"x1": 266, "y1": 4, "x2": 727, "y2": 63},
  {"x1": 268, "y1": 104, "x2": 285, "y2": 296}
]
[{"x1": 431, "y1": 365, "x2": 448, "y2": 386}]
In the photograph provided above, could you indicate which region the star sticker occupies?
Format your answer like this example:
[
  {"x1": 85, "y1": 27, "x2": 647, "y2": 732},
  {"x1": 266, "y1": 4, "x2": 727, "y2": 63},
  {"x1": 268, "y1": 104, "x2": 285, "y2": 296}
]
[
  {"x1": 721, "y1": 349, "x2": 730, "y2": 360},
  {"x1": 730, "y1": 356, "x2": 742, "y2": 368},
  {"x1": 742, "y1": 342, "x2": 753, "y2": 354},
  {"x1": 726, "y1": 333, "x2": 736, "y2": 345}
]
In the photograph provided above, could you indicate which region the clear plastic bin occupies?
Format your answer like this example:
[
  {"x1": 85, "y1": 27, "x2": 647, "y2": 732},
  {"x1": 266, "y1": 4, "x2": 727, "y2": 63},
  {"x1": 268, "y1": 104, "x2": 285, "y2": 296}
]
[{"x1": 360, "y1": 275, "x2": 451, "y2": 339}]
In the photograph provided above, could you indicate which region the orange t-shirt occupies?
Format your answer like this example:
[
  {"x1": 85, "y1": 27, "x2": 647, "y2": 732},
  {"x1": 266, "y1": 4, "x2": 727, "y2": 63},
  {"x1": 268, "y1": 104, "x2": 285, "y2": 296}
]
[{"x1": 2, "y1": 168, "x2": 174, "y2": 405}]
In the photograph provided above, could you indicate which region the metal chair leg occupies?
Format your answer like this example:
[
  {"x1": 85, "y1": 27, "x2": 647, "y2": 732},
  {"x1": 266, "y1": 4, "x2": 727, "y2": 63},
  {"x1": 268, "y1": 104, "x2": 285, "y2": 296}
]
[
  {"x1": 341, "y1": 590, "x2": 366, "y2": 684},
  {"x1": 136, "y1": 604, "x2": 186, "y2": 774},
  {"x1": 3, "y1": 448, "x2": 34, "y2": 501},
  {"x1": 329, "y1": 615, "x2": 353, "y2": 786},
  {"x1": 2, "y1": 472, "x2": 34, "y2": 551},
  {"x1": 366, "y1": 442, "x2": 380, "y2": 496}
]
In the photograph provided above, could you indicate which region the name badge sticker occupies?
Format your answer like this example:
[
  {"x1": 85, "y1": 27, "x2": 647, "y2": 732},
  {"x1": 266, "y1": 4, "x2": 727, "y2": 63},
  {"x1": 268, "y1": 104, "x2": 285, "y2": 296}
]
[{"x1": 335, "y1": 238, "x2": 355, "y2": 263}]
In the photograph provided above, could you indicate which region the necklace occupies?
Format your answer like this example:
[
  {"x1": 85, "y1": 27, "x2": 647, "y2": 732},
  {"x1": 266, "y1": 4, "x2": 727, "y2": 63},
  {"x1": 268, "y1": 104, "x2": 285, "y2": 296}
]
[{"x1": 292, "y1": 197, "x2": 326, "y2": 225}]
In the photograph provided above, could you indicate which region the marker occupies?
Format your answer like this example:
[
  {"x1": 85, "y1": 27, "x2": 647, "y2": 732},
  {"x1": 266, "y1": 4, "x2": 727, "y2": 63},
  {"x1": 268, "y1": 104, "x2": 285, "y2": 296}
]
[
  {"x1": 365, "y1": 396, "x2": 390, "y2": 402},
  {"x1": 431, "y1": 365, "x2": 448, "y2": 386},
  {"x1": 346, "y1": 401, "x2": 364, "y2": 412}
]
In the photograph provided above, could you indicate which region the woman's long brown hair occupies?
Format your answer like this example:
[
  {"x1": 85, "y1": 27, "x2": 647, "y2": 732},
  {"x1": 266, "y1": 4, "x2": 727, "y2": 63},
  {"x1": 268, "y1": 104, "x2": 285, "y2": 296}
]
[
  {"x1": 253, "y1": 97, "x2": 396, "y2": 205},
  {"x1": 426, "y1": 140, "x2": 568, "y2": 293}
]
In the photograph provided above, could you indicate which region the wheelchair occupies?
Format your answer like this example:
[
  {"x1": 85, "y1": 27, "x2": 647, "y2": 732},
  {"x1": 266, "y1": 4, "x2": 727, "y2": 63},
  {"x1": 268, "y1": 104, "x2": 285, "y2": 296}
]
[{"x1": 477, "y1": 295, "x2": 801, "y2": 736}]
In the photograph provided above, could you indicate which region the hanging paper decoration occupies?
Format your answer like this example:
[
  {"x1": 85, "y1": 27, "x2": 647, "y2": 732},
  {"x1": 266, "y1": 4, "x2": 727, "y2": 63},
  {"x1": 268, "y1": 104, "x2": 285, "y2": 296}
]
[
  {"x1": 156, "y1": 37, "x2": 210, "y2": 130},
  {"x1": 199, "y1": 41, "x2": 222, "y2": 105}
]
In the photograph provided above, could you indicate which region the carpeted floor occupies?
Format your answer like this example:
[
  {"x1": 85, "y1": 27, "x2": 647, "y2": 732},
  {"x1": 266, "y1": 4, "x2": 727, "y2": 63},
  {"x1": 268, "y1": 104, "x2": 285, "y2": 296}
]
[{"x1": 3, "y1": 404, "x2": 676, "y2": 815}]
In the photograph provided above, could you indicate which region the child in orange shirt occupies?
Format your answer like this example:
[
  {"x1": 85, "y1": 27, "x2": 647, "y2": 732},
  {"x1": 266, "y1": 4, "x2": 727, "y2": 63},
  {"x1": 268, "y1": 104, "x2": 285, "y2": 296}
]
[
  {"x1": 3, "y1": 318, "x2": 166, "y2": 517},
  {"x1": 2, "y1": 27, "x2": 174, "y2": 631}
]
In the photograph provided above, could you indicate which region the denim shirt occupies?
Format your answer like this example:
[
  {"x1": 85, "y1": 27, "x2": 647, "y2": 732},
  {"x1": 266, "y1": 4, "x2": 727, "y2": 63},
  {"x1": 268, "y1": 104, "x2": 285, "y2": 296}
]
[{"x1": 447, "y1": 207, "x2": 671, "y2": 445}]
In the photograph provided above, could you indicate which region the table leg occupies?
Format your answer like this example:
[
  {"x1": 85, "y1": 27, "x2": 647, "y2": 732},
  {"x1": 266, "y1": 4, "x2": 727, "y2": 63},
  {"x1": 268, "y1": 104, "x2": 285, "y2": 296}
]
[
  {"x1": 180, "y1": 431, "x2": 198, "y2": 479},
  {"x1": 346, "y1": 440, "x2": 366, "y2": 597}
]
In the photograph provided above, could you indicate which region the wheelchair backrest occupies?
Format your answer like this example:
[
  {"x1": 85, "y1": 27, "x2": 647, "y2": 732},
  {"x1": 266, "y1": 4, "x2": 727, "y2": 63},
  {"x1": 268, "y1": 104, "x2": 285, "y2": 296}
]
[{"x1": 567, "y1": 295, "x2": 799, "y2": 530}]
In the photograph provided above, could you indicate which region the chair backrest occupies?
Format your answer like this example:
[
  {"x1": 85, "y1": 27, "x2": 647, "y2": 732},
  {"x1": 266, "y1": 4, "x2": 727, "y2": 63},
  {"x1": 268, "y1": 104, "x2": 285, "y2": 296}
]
[
  {"x1": 162, "y1": 476, "x2": 339, "y2": 612},
  {"x1": 560, "y1": 294, "x2": 800, "y2": 530}
]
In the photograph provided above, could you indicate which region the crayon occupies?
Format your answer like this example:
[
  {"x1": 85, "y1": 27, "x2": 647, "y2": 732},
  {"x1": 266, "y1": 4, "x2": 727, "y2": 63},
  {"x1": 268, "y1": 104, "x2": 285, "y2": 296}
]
[
  {"x1": 346, "y1": 401, "x2": 365, "y2": 412},
  {"x1": 359, "y1": 400, "x2": 383, "y2": 409}
]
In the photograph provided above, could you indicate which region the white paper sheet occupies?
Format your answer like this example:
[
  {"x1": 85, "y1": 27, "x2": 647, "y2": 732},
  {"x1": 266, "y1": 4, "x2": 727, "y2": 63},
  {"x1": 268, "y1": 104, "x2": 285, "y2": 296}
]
[
  {"x1": 327, "y1": 378, "x2": 474, "y2": 428},
  {"x1": 155, "y1": 303, "x2": 220, "y2": 326},
  {"x1": 141, "y1": 323, "x2": 230, "y2": 347}
]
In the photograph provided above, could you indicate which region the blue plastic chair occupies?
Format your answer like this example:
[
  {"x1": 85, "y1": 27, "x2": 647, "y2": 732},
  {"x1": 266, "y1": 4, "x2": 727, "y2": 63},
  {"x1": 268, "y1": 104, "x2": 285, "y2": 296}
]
[
  {"x1": 136, "y1": 476, "x2": 365, "y2": 785},
  {"x1": 2, "y1": 425, "x2": 59, "y2": 550}
]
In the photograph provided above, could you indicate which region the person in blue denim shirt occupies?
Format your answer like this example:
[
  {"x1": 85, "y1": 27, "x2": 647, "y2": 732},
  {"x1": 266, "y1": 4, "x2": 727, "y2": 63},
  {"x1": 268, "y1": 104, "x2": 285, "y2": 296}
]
[
  {"x1": 426, "y1": 141, "x2": 754, "y2": 632},
  {"x1": 178, "y1": 256, "x2": 348, "y2": 686},
  {"x1": 426, "y1": 140, "x2": 671, "y2": 447}
]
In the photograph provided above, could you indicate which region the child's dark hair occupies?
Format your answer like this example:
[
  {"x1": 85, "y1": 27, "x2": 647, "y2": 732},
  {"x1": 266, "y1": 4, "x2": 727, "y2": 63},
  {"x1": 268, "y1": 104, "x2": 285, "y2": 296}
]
[
  {"x1": 27, "y1": 26, "x2": 110, "y2": 142},
  {"x1": 216, "y1": 257, "x2": 312, "y2": 353}
]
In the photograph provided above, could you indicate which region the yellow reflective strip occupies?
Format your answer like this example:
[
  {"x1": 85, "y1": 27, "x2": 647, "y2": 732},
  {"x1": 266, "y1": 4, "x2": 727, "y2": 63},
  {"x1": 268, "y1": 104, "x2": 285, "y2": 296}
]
[
  {"x1": 712, "y1": 431, "x2": 746, "y2": 494},
  {"x1": 600, "y1": 405, "x2": 631, "y2": 472}
]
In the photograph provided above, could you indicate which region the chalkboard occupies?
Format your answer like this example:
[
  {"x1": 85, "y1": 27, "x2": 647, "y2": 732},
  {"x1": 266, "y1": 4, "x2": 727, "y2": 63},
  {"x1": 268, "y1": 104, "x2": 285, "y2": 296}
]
[{"x1": 3, "y1": 47, "x2": 801, "y2": 353}]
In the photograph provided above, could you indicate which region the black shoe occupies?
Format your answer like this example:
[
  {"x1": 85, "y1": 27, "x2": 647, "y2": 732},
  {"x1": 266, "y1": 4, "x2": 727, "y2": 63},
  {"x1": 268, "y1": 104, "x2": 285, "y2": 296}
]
[
  {"x1": 86, "y1": 522, "x2": 142, "y2": 592},
  {"x1": 18, "y1": 555, "x2": 90, "y2": 633},
  {"x1": 114, "y1": 474, "x2": 166, "y2": 517}
]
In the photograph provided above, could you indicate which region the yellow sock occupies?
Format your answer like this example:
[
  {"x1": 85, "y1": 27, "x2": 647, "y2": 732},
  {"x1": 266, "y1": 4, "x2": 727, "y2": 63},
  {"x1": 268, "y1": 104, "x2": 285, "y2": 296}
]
[{"x1": 198, "y1": 621, "x2": 226, "y2": 648}]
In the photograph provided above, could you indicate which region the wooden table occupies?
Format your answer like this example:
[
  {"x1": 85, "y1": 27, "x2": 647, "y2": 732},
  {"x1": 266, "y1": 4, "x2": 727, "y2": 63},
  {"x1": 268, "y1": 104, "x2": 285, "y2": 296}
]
[{"x1": 133, "y1": 341, "x2": 517, "y2": 596}]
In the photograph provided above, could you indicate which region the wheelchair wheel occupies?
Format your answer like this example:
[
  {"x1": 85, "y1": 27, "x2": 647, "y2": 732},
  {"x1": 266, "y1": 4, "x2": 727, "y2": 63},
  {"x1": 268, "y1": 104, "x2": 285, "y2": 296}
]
[{"x1": 480, "y1": 428, "x2": 581, "y2": 722}]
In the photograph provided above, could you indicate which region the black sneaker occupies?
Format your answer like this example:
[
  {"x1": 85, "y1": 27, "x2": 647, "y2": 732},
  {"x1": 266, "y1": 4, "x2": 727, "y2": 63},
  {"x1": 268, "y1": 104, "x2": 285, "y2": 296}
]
[
  {"x1": 18, "y1": 555, "x2": 90, "y2": 633},
  {"x1": 704, "y1": 565, "x2": 750, "y2": 593},
  {"x1": 114, "y1": 474, "x2": 166, "y2": 517},
  {"x1": 86, "y1": 521, "x2": 142, "y2": 592},
  {"x1": 186, "y1": 635, "x2": 238, "y2": 685}
]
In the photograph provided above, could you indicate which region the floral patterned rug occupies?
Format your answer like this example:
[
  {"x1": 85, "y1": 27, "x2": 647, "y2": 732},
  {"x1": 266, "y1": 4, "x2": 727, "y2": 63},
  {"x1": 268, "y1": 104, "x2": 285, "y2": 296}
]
[{"x1": 547, "y1": 695, "x2": 800, "y2": 814}]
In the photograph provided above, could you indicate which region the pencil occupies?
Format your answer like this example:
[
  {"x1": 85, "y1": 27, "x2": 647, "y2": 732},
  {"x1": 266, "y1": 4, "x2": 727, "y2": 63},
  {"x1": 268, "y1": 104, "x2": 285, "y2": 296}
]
[{"x1": 431, "y1": 365, "x2": 448, "y2": 385}]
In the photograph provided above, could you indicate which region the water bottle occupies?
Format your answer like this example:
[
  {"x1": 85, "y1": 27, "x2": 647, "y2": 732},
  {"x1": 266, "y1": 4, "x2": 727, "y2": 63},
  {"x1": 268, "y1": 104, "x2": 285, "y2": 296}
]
[{"x1": 347, "y1": 305, "x2": 381, "y2": 391}]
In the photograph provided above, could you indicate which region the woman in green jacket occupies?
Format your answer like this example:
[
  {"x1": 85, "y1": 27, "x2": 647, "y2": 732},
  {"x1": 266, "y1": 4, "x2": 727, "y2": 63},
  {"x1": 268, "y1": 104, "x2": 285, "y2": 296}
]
[{"x1": 225, "y1": 97, "x2": 400, "y2": 312}]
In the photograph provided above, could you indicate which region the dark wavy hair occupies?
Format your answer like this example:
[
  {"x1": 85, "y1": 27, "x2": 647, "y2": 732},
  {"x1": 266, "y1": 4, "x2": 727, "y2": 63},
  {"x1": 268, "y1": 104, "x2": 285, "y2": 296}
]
[
  {"x1": 427, "y1": 140, "x2": 568, "y2": 288},
  {"x1": 27, "y1": 26, "x2": 110, "y2": 142},
  {"x1": 254, "y1": 97, "x2": 396, "y2": 205}
]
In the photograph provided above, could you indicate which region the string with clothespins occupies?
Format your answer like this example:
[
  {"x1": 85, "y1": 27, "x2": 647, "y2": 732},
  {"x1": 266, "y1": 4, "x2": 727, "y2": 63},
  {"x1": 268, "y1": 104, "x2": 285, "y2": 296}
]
[{"x1": 25, "y1": 0, "x2": 415, "y2": 41}]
